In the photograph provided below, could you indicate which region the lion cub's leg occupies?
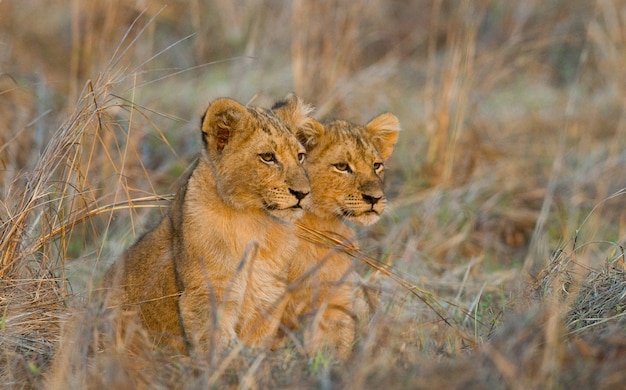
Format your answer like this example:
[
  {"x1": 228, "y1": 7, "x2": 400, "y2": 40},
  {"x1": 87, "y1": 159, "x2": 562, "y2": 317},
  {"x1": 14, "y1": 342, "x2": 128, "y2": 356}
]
[
  {"x1": 178, "y1": 289, "x2": 241, "y2": 353},
  {"x1": 305, "y1": 281, "x2": 357, "y2": 357},
  {"x1": 294, "y1": 265, "x2": 378, "y2": 358},
  {"x1": 178, "y1": 272, "x2": 289, "y2": 351},
  {"x1": 175, "y1": 256, "x2": 248, "y2": 353},
  {"x1": 236, "y1": 291, "x2": 288, "y2": 348},
  {"x1": 282, "y1": 254, "x2": 359, "y2": 357}
]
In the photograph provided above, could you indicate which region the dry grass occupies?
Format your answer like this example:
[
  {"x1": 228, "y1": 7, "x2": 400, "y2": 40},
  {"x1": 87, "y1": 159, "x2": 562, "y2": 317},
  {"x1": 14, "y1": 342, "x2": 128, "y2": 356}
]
[{"x1": 2, "y1": 0, "x2": 626, "y2": 388}]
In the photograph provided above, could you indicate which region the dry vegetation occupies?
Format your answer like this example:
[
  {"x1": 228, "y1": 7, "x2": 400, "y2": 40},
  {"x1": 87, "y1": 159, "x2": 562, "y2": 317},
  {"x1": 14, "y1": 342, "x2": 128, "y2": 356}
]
[{"x1": 1, "y1": 0, "x2": 626, "y2": 388}]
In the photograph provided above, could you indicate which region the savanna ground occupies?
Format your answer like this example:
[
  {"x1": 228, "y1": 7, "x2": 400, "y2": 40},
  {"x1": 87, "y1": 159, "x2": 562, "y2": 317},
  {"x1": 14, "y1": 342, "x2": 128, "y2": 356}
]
[{"x1": 1, "y1": 1, "x2": 626, "y2": 388}]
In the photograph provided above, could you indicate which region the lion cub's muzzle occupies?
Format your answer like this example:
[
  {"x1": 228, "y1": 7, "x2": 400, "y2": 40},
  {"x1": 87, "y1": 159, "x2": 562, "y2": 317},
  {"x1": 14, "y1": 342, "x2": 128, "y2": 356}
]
[
  {"x1": 289, "y1": 188, "x2": 309, "y2": 209},
  {"x1": 359, "y1": 181, "x2": 385, "y2": 212},
  {"x1": 286, "y1": 170, "x2": 311, "y2": 210},
  {"x1": 360, "y1": 192, "x2": 385, "y2": 217},
  {"x1": 265, "y1": 175, "x2": 310, "y2": 222},
  {"x1": 362, "y1": 193, "x2": 382, "y2": 209},
  {"x1": 339, "y1": 183, "x2": 387, "y2": 226}
]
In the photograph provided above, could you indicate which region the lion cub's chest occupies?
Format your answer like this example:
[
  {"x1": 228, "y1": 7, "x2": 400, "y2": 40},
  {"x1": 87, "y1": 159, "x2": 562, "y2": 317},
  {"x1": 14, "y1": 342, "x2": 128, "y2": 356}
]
[{"x1": 183, "y1": 180, "x2": 296, "y2": 273}]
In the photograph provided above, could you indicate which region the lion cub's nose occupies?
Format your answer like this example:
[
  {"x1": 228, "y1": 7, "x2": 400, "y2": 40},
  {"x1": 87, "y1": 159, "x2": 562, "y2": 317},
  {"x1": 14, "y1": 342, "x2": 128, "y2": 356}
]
[
  {"x1": 289, "y1": 188, "x2": 309, "y2": 201},
  {"x1": 362, "y1": 194, "x2": 382, "y2": 205}
]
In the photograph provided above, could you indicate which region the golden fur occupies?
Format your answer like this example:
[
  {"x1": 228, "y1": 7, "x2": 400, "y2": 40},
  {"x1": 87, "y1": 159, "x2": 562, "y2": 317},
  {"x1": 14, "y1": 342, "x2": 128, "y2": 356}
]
[
  {"x1": 104, "y1": 95, "x2": 313, "y2": 353},
  {"x1": 273, "y1": 109, "x2": 400, "y2": 356}
]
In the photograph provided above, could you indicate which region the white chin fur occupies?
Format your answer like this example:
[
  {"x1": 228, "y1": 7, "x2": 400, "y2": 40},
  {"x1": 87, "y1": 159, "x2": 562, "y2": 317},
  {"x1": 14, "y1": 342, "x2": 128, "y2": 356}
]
[
  {"x1": 269, "y1": 207, "x2": 304, "y2": 223},
  {"x1": 349, "y1": 212, "x2": 380, "y2": 226}
]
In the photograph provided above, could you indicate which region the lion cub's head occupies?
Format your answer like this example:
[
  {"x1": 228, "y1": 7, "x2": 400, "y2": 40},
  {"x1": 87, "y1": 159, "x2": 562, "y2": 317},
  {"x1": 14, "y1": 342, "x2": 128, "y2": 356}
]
[
  {"x1": 200, "y1": 97, "x2": 313, "y2": 222},
  {"x1": 289, "y1": 112, "x2": 400, "y2": 226}
]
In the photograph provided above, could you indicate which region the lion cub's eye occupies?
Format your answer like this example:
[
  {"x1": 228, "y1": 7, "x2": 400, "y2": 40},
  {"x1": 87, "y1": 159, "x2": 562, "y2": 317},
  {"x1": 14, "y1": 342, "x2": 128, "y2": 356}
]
[
  {"x1": 259, "y1": 152, "x2": 277, "y2": 163},
  {"x1": 333, "y1": 162, "x2": 352, "y2": 173},
  {"x1": 373, "y1": 162, "x2": 384, "y2": 171},
  {"x1": 298, "y1": 152, "x2": 306, "y2": 164}
]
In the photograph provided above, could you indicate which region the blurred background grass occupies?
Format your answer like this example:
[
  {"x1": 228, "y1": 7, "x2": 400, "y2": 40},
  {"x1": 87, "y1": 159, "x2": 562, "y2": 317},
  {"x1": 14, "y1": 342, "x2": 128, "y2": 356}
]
[{"x1": 1, "y1": 0, "x2": 626, "y2": 388}]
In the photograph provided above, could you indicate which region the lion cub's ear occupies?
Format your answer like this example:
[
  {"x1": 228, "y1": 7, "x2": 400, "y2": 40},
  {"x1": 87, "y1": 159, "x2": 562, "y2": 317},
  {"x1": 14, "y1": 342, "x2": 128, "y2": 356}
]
[
  {"x1": 272, "y1": 93, "x2": 313, "y2": 131},
  {"x1": 201, "y1": 98, "x2": 248, "y2": 153},
  {"x1": 296, "y1": 118, "x2": 324, "y2": 151},
  {"x1": 366, "y1": 113, "x2": 400, "y2": 161},
  {"x1": 272, "y1": 93, "x2": 323, "y2": 150}
]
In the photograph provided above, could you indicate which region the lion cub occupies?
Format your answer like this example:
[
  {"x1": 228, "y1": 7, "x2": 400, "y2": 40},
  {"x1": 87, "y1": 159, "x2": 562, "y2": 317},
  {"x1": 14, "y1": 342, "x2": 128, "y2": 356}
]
[
  {"x1": 273, "y1": 104, "x2": 400, "y2": 357},
  {"x1": 104, "y1": 95, "x2": 313, "y2": 353}
]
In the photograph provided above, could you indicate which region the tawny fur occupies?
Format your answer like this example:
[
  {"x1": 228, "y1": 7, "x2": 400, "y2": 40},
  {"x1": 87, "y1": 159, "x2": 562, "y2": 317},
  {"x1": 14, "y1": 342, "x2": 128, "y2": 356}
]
[
  {"x1": 273, "y1": 110, "x2": 400, "y2": 357},
  {"x1": 103, "y1": 95, "x2": 314, "y2": 353}
]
